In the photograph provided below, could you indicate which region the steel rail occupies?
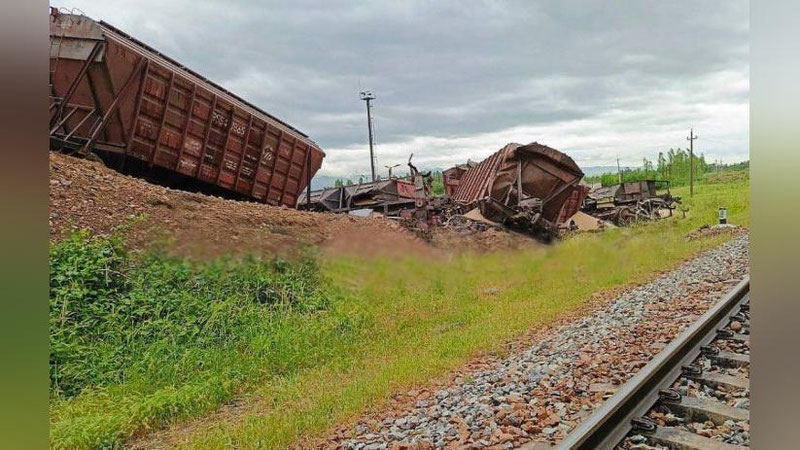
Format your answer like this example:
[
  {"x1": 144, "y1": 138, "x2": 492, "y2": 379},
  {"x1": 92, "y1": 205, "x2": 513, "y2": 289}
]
[{"x1": 552, "y1": 276, "x2": 750, "y2": 450}]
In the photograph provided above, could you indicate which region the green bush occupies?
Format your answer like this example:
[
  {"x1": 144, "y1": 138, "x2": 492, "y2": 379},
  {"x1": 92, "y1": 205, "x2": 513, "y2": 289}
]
[
  {"x1": 50, "y1": 231, "x2": 130, "y2": 396},
  {"x1": 50, "y1": 232, "x2": 364, "y2": 447}
]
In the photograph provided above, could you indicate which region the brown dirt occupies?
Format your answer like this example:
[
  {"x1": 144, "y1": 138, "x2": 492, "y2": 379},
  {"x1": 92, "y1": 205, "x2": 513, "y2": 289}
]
[
  {"x1": 686, "y1": 224, "x2": 747, "y2": 241},
  {"x1": 428, "y1": 227, "x2": 542, "y2": 253},
  {"x1": 49, "y1": 153, "x2": 522, "y2": 258}
]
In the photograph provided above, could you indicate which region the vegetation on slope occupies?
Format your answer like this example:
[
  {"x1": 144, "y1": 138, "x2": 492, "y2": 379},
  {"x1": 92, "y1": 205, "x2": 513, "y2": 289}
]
[
  {"x1": 49, "y1": 177, "x2": 749, "y2": 449},
  {"x1": 49, "y1": 234, "x2": 365, "y2": 448}
]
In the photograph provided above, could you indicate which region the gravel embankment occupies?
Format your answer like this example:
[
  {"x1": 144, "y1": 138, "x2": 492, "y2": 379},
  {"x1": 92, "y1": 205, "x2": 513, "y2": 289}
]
[{"x1": 324, "y1": 234, "x2": 749, "y2": 449}]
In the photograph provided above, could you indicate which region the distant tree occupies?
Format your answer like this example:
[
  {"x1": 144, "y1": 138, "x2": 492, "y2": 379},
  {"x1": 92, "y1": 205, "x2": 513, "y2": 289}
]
[
  {"x1": 642, "y1": 158, "x2": 654, "y2": 175},
  {"x1": 657, "y1": 152, "x2": 667, "y2": 179},
  {"x1": 583, "y1": 147, "x2": 719, "y2": 188},
  {"x1": 431, "y1": 171, "x2": 445, "y2": 196}
]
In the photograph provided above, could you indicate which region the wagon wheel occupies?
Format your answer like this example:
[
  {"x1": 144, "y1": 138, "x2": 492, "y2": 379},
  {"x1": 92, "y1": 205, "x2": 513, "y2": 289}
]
[
  {"x1": 616, "y1": 207, "x2": 637, "y2": 226},
  {"x1": 649, "y1": 199, "x2": 670, "y2": 219}
]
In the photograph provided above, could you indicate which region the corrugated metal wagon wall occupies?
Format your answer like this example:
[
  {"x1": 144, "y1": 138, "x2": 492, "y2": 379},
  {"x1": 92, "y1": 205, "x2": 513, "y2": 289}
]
[
  {"x1": 48, "y1": 9, "x2": 324, "y2": 207},
  {"x1": 452, "y1": 142, "x2": 585, "y2": 226}
]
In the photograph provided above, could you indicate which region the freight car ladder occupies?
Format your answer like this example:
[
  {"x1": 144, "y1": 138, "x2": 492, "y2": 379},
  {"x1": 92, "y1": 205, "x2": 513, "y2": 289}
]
[
  {"x1": 49, "y1": 31, "x2": 65, "y2": 99},
  {"x1": 49, "y1": 8, "x2": 107, "y2": 156},
  {"x1": 48, "y1": 29, "x2": 83, "y2": 153},
  {"x1": 48, "y1": 39, "x2": 109, "y2": 156}
]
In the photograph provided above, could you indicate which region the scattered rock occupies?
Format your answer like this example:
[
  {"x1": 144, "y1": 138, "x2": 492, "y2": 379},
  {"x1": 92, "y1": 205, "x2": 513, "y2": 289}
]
[{"x1": 325, "y1": 236, "x2": 749, "y2": 448}]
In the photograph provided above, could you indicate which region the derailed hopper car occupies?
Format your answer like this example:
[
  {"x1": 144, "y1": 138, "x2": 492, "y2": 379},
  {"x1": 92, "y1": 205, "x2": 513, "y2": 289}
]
[
  {"x1": 299, "y1": 178, "x2": 418, "y2": 214},
  {"x1": 48, "y1": 9, "x2": 324, "y2": 207},
  {"x1": 452, "y1": 142, "x2": 585, "y2": 238}
]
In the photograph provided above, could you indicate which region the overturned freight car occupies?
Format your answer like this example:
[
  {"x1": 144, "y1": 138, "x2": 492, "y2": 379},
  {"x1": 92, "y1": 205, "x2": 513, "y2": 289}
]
[
  {"x1": 442, "y1": 160, "x2": 477, "y2": 196},
  {"x1": 582, "y1": 180, "x2": 680, "y2": 226},
  {"x1": 48, "y1": 9, "x2": 324, "y2": 207},
  {"x1": 451, "y1": 142, "x2": 585, "y2": 239},
  {"x1": 298, "y1": 178, "x2": 419, "y2": 214}
]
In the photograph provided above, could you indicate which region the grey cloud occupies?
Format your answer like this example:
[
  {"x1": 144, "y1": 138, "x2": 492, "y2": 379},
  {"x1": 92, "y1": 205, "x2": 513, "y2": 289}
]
[{"x1": 60, "y1": 0, "x2": 748, "y2": 174}]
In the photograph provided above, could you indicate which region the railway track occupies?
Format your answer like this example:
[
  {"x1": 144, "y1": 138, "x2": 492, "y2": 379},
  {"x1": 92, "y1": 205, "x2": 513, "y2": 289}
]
[{"x1": 552, "y1": 276, "x2": 750, "y2": 450}]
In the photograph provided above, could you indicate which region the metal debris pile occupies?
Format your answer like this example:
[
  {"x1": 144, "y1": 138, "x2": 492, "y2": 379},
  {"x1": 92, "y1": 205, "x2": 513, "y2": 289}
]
[
  {"x1": 580, "y1": 180, "x2": 681, "y2": 228},
  {"x1": 446, "y1": 142, "x2": 585, "y2": 241},
  {"x1": 302, "y1": 142, "x2": 682, "y2": 242}
]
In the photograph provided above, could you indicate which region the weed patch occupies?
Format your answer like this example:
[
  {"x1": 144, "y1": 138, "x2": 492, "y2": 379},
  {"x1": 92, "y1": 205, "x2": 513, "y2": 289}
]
[{"x1": 49, "y1": 232, "x2": 365, "y2": 448}]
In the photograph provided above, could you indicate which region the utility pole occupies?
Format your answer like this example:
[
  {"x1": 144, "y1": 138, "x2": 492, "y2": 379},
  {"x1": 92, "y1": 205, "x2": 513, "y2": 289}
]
[
  {"x1": 687, "y1": 128, "x2": 698, "y2": 196},
  {"x1": 360, "y1": 90, "x2": 377, "y2": 181},
  {"x1": 616, "y1": 157, "x2": 622, "y2": 184}
]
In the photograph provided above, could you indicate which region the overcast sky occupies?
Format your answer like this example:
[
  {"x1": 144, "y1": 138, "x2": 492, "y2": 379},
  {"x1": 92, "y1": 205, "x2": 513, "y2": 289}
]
[{"x1": 57, "y1": 1, "x2": 749, "y2": 176}]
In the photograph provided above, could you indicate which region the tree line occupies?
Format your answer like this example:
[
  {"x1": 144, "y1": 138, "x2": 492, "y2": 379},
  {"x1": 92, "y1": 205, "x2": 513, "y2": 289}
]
[{"x1": 584, "y1": 148, "x2": 748, "y2": 188}]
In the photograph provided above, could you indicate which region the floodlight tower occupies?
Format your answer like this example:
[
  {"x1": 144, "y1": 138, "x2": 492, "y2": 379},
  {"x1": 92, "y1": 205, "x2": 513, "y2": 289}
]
[
  {"x1": 385, "y1": 163, "x2": 400, "y2": 179},
  {"x1": 360, "y1": 90, "x2": 377, "y2": 181}
]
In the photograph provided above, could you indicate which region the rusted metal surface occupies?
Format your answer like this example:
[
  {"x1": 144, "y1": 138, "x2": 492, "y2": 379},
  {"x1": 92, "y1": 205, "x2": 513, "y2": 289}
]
[
  {"x1": 557, "y1": 184, "x2": 589, "y2": 225},
  {"x1": 298, "y1": 178, "x2": 417, "y2": 213},
  {"x1": 452, "y1": 142, "x2": 585, "y2": 233},
  {"x1": 299, "y1": 155, "x2": 435, "y2": 218},
  {"x1": 452, "y1": 148, "x2": 506, "y2": 205},
  {"x1": 48, "y1": 9, "x2": 324, "y2": 207},
  {"x1": 442, "y1": 160, "x2": 477, "y2": 196},
  {"x1": 302, "y1": 144, "x2": 587, "y2": 241},
  {"x1": 616, "y1": 180, "x2": 658, "y2": 203},
  {"x1": 582, "y1": 180, "x2": 680, "y2": 226}
]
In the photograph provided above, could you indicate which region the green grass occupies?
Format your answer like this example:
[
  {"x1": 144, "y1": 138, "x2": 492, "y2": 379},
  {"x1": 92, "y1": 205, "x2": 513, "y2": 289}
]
[
  {"x1": 49, "y1": 178, "x2": 749, "y2": 449},
  {"x1": 699, "y1": 168, "x2": 750, "y2": 185},
  {"x1": 49, "y1": 234, "x2": 365, "y2": 449}
]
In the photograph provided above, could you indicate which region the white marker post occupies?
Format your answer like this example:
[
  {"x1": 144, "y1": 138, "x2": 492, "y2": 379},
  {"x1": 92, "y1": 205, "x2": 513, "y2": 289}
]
[{"x1": 719, "y1": 207, "x2": 728, "y2": 225}]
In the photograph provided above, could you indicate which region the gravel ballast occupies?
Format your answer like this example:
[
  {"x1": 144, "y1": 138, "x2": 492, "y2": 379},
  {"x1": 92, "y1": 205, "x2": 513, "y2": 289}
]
[{"x1": 324, "y1": 234, "x2": 750, "y2": 449}]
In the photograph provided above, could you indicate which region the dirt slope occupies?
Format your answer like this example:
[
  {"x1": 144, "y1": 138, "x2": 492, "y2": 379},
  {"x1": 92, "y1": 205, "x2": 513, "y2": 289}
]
[
  {"x1": 49, "y1": 153, "x2": 539, "y2": 258},
  {"x1": 49, "y1": 153, "x2": 429, "y2": 259}
]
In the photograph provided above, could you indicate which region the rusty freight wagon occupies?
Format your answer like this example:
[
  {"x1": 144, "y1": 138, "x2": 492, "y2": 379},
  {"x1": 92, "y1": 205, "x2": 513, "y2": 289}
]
[
  {"x1": 48, "y1": 9, "x2": 324, "y2": 207},
  {"x1": 451, "y1": 142, "x2": 584, "y2": 237},
  {"x1": 299, "y1": 178, "x2": 419, "y2": 214},
  {"x1": 442, "y1": 160, "x2": 477, "y2": 196}
]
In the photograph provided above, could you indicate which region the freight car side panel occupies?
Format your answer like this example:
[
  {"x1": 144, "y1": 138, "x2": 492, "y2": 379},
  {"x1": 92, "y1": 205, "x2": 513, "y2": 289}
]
[
  {"x1": 49, "y1": 12, "x2": 324, "y2": 207},
  {"x1": 452, "y1": 149, "x2": 505, "y2": 205},
  {"x1": 123, "y1": 62, "x2": 322, "y2": 206},
  {"x1": 115, "y1": 50, "x2": 326, "y2": 206}
]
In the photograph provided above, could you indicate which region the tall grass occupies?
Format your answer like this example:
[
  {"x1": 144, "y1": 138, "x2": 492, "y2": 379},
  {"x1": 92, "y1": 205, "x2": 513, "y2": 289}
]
[
  {"x1": 50, "y1": 178, "x2": 749, "y2": 449},
  {"x1": 49, "y1": 233, "x2": 365, "y2": 448},
  {"x1": 176, "y1": 179, "x2": 749, "y2": 448}
]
